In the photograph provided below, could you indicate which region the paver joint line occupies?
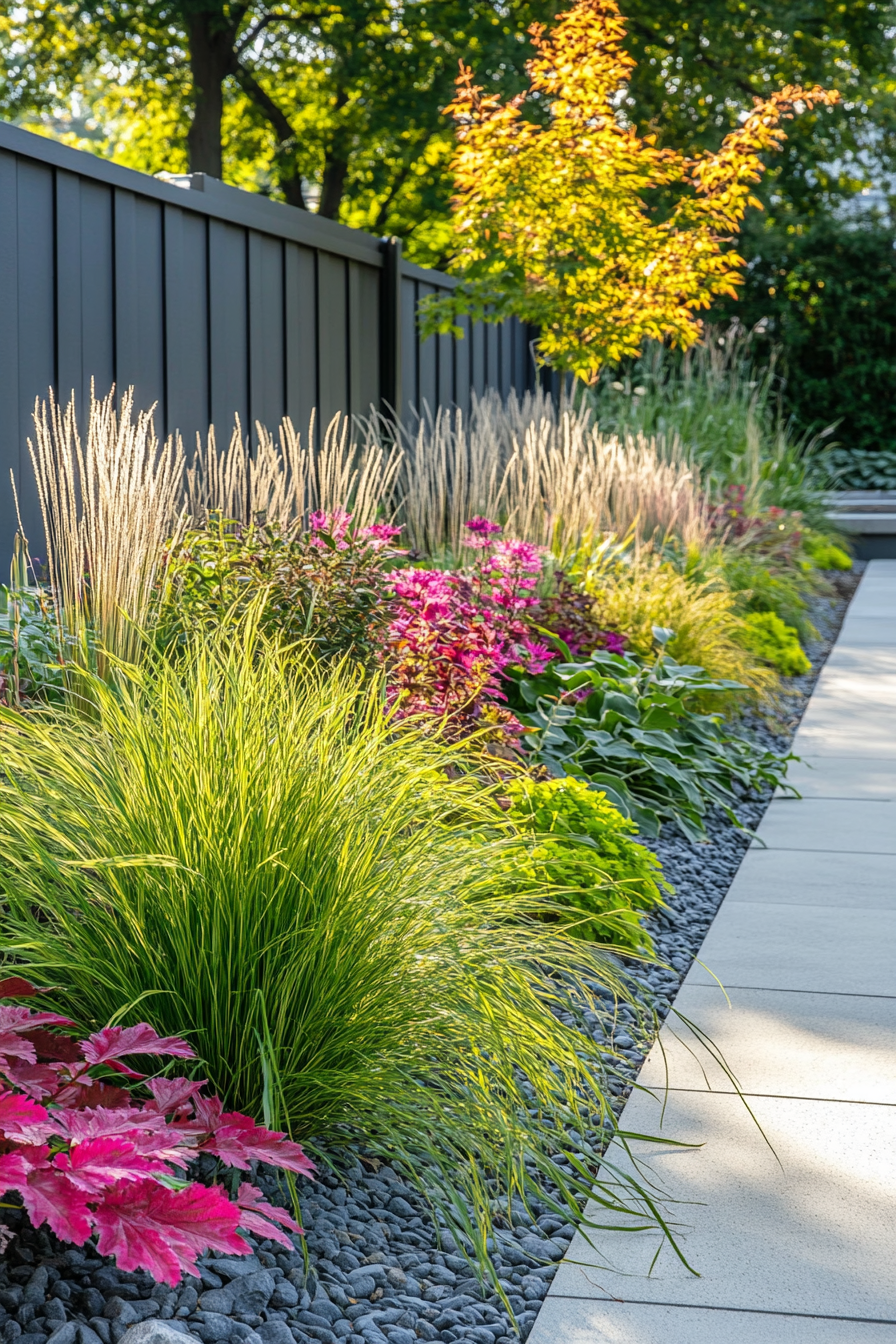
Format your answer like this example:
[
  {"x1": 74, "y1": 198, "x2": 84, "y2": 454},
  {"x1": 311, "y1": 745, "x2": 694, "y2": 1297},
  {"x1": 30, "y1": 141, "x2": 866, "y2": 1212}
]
[
  {"x1": 684, "y1": 984, "x2": 896, "y2": 1000},
  {"x1": 545, "y1": 1296, "x2": 896, "y2": 1327},
  {"x1": 660, "y1": 1086, "x2": 896, "y2": 1107}
]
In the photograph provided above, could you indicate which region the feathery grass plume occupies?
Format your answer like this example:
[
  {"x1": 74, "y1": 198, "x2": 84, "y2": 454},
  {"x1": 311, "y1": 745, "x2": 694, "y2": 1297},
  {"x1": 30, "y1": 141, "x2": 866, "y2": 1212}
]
[
  {"x1": 186, "y1": 412, "x2": 402, "y2": 530},
  {"x1": 0, "y1": 620, "x2": 689, "y2": 1278},
  {"x1": 368, "y1": 389, "x2": 707, "y2": 561},
  {"x1": 26, "y1": 386, "x2": 185, "y2": 679}
]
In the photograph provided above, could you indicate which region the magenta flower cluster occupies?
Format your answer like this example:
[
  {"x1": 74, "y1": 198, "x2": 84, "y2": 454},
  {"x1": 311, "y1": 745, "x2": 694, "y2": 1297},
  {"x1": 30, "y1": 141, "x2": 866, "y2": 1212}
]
[
  {"x1": 0, "y1": 979, "x2": 313, "y2": 1286},
  {"x1": 384, "y1": 519, "x2": 552, "y2": 741}
]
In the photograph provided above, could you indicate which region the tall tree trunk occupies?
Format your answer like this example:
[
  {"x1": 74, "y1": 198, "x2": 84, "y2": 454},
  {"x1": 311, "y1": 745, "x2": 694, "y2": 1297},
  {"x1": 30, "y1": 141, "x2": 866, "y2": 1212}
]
[
  {"x1": 318, "y1": 155, "x2": 349, "y2": 219},
  {"x1": 187, "y1": 11, "x2": 234, "y2": 177}
]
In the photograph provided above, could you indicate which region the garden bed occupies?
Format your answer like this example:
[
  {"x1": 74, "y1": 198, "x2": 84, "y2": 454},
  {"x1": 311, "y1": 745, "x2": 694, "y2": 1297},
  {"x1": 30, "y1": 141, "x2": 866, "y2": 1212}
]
[{"x1": 0, "y1": 575, "x2": 858, "y2": 1344}]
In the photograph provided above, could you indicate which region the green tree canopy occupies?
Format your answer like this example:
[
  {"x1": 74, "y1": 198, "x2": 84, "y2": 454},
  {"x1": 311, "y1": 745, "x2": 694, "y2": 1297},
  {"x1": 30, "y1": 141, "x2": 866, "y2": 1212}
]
[{"x1": 2, "y1": 0, "x2": 894, "y2": 264}]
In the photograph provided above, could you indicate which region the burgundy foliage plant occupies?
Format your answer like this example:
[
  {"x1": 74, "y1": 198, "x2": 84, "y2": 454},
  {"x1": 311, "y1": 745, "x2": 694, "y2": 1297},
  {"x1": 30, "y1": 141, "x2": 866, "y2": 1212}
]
[{"x1": 0, "y1": 979, "x2": 314, "y2": 1285}]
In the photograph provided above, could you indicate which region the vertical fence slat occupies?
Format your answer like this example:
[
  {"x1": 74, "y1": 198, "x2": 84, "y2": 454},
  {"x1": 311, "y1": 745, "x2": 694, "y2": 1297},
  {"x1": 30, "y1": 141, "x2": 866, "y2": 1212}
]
[
  {"x1": 54, "y1": 170, "x2": 82, "y2": 416},
  {"x1": 417, "y1": 282, "x2": 437, "y2": 416},
  {"x1": 499, "y1": 321, "x2": 512, "y2": 400},
  {"x1": 115, "y1": 192, "x2": 166, "y2": 432},
  {"x1": 437, "y1": 316, "x2": 454, "y2": 412},
  {"x1": 454, "y1": 315, "x2": 471, "y2": 418},
  {"x1": 486, "y1": 323, "x2": 499, "y2": 394},
  {"x1": 248, "y1": 231, "x2": 285, "y2": 439},
  {"x1": 471, "y1": 319, "x2": 485, "y2": 399},
  {"x1": 0, "y1": 151, "x2": 20, "y2": 551},
  {"x1": 400, "y1": 276, "x2": 417, "y2": 421},
  {"x1": 164, "y1": 204, "x2": 209, "y2": 448},
  {"x1": 79, "y1": 179, "x2": 115, "y2": 409},
  {"x1": 208, "y1": 220, "x2": 249, "y2": 447},
  {"x1": 317, "y1": 252, "x2": 348, "y2": 434},
  {"x1": 284, "y1": 243, "x2": 317, "y2": 441},
  {"x1": 16, "y1": 159, "x2": 55, "y2": 547},
  {"x1": 348, "y1": 261, "x2": 380, "y2": 420}
]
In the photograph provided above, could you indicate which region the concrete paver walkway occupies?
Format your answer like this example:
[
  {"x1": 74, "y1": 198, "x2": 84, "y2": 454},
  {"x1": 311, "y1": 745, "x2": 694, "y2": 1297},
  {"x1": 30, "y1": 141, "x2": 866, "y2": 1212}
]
[{"x1": 530, "y1": 560, "x2": 896, "y2": 1343}]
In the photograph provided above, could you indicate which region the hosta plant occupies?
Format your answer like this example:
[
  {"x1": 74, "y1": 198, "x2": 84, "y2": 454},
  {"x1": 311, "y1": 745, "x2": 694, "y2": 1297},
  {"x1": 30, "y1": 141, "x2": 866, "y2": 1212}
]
[
  {"x1": 0, "y1": 978, "x2": 313, "y2": 1283},
  {"x1": 509, "y1": 634, "x2": 795, "y2": 841}
]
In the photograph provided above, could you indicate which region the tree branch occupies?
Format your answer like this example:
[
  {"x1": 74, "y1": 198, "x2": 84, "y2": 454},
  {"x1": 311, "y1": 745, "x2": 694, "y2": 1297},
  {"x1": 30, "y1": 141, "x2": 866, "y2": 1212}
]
[
  {"x1": 232, "y1": 60, "x2": 307, "y2": 208},
  {"x1": 235, "y1": 7, "x2": 327, "y2": 56},
  {"x1": 625, "y1": 17, "x2": 760, "y2": 103}
]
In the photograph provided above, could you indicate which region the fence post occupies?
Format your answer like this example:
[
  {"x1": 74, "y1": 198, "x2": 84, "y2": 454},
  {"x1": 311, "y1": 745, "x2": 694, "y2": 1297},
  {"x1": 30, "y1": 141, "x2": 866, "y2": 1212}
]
[{"x1": 380, "y1": 235, "x2": 403, "y2": 420}]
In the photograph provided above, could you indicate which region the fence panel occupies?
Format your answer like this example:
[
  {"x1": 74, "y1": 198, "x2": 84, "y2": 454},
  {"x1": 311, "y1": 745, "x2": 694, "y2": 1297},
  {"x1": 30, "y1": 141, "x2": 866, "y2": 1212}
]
[{"x1": 0, "y1": 119, "x2": 538, "y2": 554}]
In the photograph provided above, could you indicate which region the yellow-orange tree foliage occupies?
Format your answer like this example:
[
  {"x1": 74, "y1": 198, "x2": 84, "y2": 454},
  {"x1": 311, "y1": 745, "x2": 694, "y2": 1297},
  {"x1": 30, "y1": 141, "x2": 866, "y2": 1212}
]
[{"x1": 427, "y1": 0, "x2": 839, "y2": 382}]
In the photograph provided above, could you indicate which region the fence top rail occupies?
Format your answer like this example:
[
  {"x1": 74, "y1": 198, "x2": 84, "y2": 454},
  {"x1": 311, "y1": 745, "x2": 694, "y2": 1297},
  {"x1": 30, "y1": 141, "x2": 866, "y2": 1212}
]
[{"x1": 0, "y1": 120, "x2": 384, "y2": 267}]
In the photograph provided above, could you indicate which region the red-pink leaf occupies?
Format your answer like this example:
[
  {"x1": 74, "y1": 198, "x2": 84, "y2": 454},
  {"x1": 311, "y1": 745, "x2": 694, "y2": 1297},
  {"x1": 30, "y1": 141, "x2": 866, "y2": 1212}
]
[
  {"x1": 192, "y1": 1094, "x2": 223, "y2": 1130},
  {"x1": 22, "y1": 1163, "x2": 93, "y2": 1244},
  {"x1": 234, "y1": 1182, "x2": 303, "y2": 1249},
  {"x1": 55, "y1": 1105, "x2": 166, "y2": 1141},
  {"x1": 53, "y1": 1079, "x2": 132, "y2": 1110},
  {"x1": 201, "y1": 1113, "x2": 315, "y2": 1177},
  {"x1": 1, "y1": 1061, "x2": 64, "y2": 1100},
  {"x1": 81, "y1": 1024, "x2": 195, "y2": 1070},
  {"x1": 20, "y1": 1028, "x2": 83, "y2": 1064},
  {"x1": 54, "y1": 1136, "x2": 169, "y2": 1193},
  {"x1": 0, "y1": 977, "x2": 43, "y2": 998},
  {"x1": 93, "y1": 1178, "x2": 247, "y2": 1286},
  {"x1": 0, "y1": 1150, "x2": 32, "y2": 1194},
  {"x1": 56, "y1": 1108, "x2": 194, "y2": 1169},
  {"x1": 0, "y1": 1006, "x2": 76, "y2": 1031},
  {"x1": 146, "y1": 1076, "x2": 207, "y2": 1114},
  {"x1": 0, "y1": 1088, "x2": 51, "y2": 1141}
]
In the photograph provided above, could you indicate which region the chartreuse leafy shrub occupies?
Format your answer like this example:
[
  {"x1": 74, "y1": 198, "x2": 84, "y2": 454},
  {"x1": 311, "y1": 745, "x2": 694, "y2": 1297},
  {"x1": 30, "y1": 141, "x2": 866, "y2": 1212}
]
[
  {"x1": 718, "y1": 550, "x2": 816, "y2": 644},
  {"x1": 0, "y1": 624, "x2": 679, "y2": 1275},
  {"x1": 502, "y1": 776, "x2": 670, "y2": 952},
  {"x1": 742, "y1": 611, "x2": 811, "y2": 677},
  {"x1": 157, "y1": 511, "x2": 403, "y2": 666},
  {"x1": 509, "y1": 640, "x2": 793, "y2": 842},
  {"x1": 0, "y1": 980, "x2": 311, "y2": 1282},
  {"x1": 802, "y1": 531, "x2": 852, "y2": 572}
]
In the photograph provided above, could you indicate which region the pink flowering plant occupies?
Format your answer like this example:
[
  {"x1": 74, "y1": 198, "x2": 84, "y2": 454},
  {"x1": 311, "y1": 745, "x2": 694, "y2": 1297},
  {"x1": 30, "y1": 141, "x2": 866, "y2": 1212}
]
[
  {"x1": 0, "y1": 978, "x2": 313, "y2": 1285},
  {"x1": 383, "y1": 520, "x2": 554, "y2": 742}
]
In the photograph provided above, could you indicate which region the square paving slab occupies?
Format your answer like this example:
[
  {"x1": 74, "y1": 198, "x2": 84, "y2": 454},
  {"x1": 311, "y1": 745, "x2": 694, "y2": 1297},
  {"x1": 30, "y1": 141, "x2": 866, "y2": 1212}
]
[
  {"x1": 547, "y1": 1090, "x2": 896, "y2": 1320},
  {"x1": 752, "y1": 797, "x2": 896, "y2": 853},
  {"x1": 791, "y1": 708, "x2": 896, "y2": 756},
  {"x1": 832, "y1": 616, "x2": 896, "y2": 646},
  {"x1": 775, "y1": 756, "x2": 896, "y2": 799},
  {"x1": 684, "y1": 901, "x2": 896, "y2": 995},
  {"x1": 638, "y1": 983, "x2": 896, "y2": 1104},
  {"x1": 528, "y1": 1298, "x2": 896, "y2": 1343},
  {"x1": 721, "y1": 847, "x2": 896, "y2": 909}
]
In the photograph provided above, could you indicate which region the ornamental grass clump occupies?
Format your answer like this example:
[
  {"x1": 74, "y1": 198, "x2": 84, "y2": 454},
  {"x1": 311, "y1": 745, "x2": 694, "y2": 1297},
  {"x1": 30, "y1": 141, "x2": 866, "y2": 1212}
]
[{"x1": 0, "y1": 623, "x2": 681, "y2": 1273}]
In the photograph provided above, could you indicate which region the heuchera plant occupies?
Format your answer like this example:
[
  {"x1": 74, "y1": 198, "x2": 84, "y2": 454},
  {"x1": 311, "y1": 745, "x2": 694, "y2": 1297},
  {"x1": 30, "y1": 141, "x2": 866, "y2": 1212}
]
[
  {"x1": 0, "y1": 979, "x2": 314, "y2": 1285},
  {"x1": 384, "y1": 520, "x2": 552, "y2": 742}
]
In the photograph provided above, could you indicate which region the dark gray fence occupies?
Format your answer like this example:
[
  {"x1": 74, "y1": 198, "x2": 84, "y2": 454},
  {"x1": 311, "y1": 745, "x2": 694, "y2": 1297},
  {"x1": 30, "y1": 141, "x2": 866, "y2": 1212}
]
[{"x1": 0, "y1": 120, "x2": 536, "y2": 552}]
